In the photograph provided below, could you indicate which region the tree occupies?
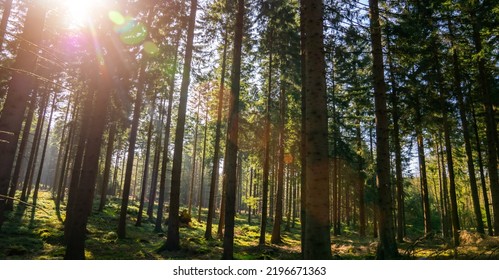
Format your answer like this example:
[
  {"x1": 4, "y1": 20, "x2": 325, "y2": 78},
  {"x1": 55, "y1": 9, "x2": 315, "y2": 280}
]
[
  {"x1": 222, "y1": 0, "x2": 244, "y2": 260},
  {"x1": 369, "y1": 0, "x2": 399, "y2": 259},
  {"x1": 300, "y1": 0, "x2": 331, "y2": 260},
  {"x1": 163, "y1": 0, "x2": 198, "y2": 251},
  {"x1": 0, "y1": 2, "x2": 47, "y2": 229}
]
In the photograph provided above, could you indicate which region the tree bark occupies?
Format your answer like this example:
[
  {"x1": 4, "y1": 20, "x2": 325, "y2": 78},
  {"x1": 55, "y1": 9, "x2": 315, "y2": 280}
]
[
  {"x1": 205, "y1": 26, "x2": 228, "y2": 240},
  {"x1": 222, "y1": 0, "x2": 244, "y2": 260},
  {"x1": 300, "y1": 0, "x2": 332, "y2": 260},
  {"x1": 163, "y1": 0, "x2": 197, "y2": 251},
  {"x1": 0, "y1": 3, "x2": 46, "y2": 228},
  {"x1": 369, "y1": 0, "x2": 398, "y2": 259},
  {"x1": 98, "y1": 122, "x2": 116, "y2": 212},
  {"x1": 271, "y1": 80, "x2": 286, "y2": 244}
]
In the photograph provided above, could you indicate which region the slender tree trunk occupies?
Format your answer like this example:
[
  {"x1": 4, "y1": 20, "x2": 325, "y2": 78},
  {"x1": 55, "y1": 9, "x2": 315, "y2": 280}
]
[
  {"x1": 205, "y1": 26, "x2": 228, "y2": 240},
  {"x1": 21, "y1": 92, "x2": 48, "y2": 202},
  {"x1": 449, "y1": 20, "x2": 484, "y2": 234},
  {"x1": 136, "y1": 111, "x2": 154, "y2": 226},
  {"x1": 438, "y1": 132, "x2": 452, "y2": 239},
  {"x1": 356, "y1": 121, "x2": 366, "y2": 237},
  {"x1": 56, "y1": 104, "x2": 78, "y2": 211},
  {"x1": 147, "y1": 122, "x2": 162, "y2": 219},
  {"x1": 271, "y1": 80, "x2": 286, "y2": 244},
  {"x1": 6, "y1": 92, "x2": 36, "y2": 210},
  {"x1": 98, "y1": 122, "x2": 116, "y2": 212},
  {"x1": 432, "y1": 42, "x2": 460, "y2": 246},
  {"x1": 197, "y1": 110, "x2": 209, "y2": 222},
  {"x1": 32, "y1": 94, "x2": 56, "y2": 207},
  {"x1": 52, "y1": 96, "x2": 72, "y2": 199},
  {"x1": 65, "y1": 65, "x2": 112, "y2": 259},
  {"x1": 416, "y1": 127, "x2": 432, "y2": 234},
  {"x1": 301, "y1": 0, "x2": 331, "y2": 260},
  {"x1": 248, "y1": 167, "x2": 254, "y2": 225},
  {"x1": 0, "y1": 3, "x2": 46, "y2": 228},
  {"x1": 386, "y1": 36, "x2": 404, "y2": 242},
  {"x1": 222, "y1": 0, "x2": 244, "y2": 260},
  {"x1": 155, "y1": 16, "x2": 183, "y2": 231},
  {"x1": 163, "y1": 0, "x2": 197, "y2": 251},
  {"x1": 188, "y1": 102, "x2": 201, "y2": 216},
  {"x1": 369, "y1": 0, "x2": 398, "y2": 259},
  {"x1": 117, "y1": 59, "x2": 148, "y2": 238},
  {"x1": 259, "y1": 29, "x2": 273, "y2": 246},
  {"x1": 471, "y1": 99, "x2": 493, "y2": 235},
  {"x1": 471, "y1": 12, "x2": 499, "y2": 234}
]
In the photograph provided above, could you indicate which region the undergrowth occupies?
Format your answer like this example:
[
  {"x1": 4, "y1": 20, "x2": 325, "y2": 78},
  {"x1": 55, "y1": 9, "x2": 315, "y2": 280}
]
[{"x1": 1, "y1": 191, "x2": 498, "y2": 259}]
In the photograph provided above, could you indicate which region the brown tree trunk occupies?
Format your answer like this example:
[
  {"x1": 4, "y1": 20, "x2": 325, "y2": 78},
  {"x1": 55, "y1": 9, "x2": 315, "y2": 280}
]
[
  {"x1": 356, "y1": 121, "x2": 366, "y2": 237},
  {"x1": 271, "y1": 80, "x2": 286, "y2": 244},
  {"x1": 136, "y1": 112, "x2": 154, "y2": 226},
  {"x1": 369, "y1": 0, "x2": 398, "y2": 259},
  {"x1": 471, "y1": 99, "x2": 493, "y2": 235},
  {"x1": 449, "y1": 20, "x2": 484, "y2": 234},
  {"x1": 0, "y1": 3, "x2": 46, "y2": 228},
  {"x1": 197, "y1": 110, "x2": 209, "y2": 222},
  {"x1": 21, "y1": 92, "x2": 48, "y2": 202},
  {"x1": 6, "y1": 92, "x2": 36, "y2": 210},
  {"x1": 64, "y1": 64, "x2": 112, "y2": 259},
  {"x1": 386, "y1": 36, "x2": 404, "y2": 242},
  {"x1": 117, "y1": 59, "x2": 148, "y2": 238},
  {"x1": 32, "y1": 94, "x2": 56, "y2": 207},
  {"x1": 205, "y1": 26, "x2": 228, "y2": 240},
  {"x1": 222, "y1": 0, "x2": 244, "y2": 260},
  {"x1": 301, "y1": 0, "x2": 331, "y2": 260},
  {"x1": 163, "y1": 0, "x2": 197, "y2": 251},
  {"x1": 471, "y1": 12, "x2": 499, "y2": 234},
  {"x1": 259, "y1": 29, "x2": 273, "y2": 246},
  {"x1": 98, "y1": 122, "x2": 116, "y2": 212},
  {"x1": 188, "y1": 101, "x2": 201, "y2": 216}
]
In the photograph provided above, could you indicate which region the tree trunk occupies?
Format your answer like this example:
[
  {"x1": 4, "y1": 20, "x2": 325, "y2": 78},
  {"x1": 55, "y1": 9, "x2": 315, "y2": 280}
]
[
  {"x1": 188, "y1": 101, "x2": 201, "y2": 216},
  {"x1": 222, "y1": 0, "x2": 244, "y2": 260},
  {"x1": 21, "y1": 92, "x2": 48, "y2": 202},
  {"x1": 197, "y1": 109, "x2": 209, "y2": 222},
  {"x1": 136, "y1": 110, "x2": 154, "y2": 226},
  {"x1": 6, "y1": 92, "x2": 36, "y2": 210},
  {"x1": 271, "y1": 80, "x2": 286, "y2": 244},
  {"x1": 117, "y1": 59, "x2": 148, "y2": 238},
  {"x1": 449, "y1": 19, "x2": 484, "y2": 234},
  {"x1": 471, "y1": 12, "x2": 499, "y2": 234},
  {"x1": 56, "y1": 104, "x2": 79, "y2": 211},
  {"x1": 369, "y1": 0, "x2": 398, "y2": 259},
  {"x1": 155, "y1": 13, "x2": 183, "y2": 232},
  {"x1": 163, "y1": 0, "x2": 197, "y2": 251},
  {"x1": 32, "y1": 94, "x2": 56, "y2": 207},
  {"x1": 471, "y1": 99, "x2": 493, "y2": 235},
  {"x1": 259, "y1": 29, "x2": 273, "y2": 246},
  {"x1": 300, "y1": 0, "x2": 331, "y2": 260},
  {"x1": 98, "y1": 122, "x2": 116, "y2": 212},
  {"x1": 205, "y1": 26, "x2": 228, "y2": 240},
  {"x1": 356, "y1": 121, "x2": 366, "y2": 237},
  {"x1": 0, "y1": 3, "x2": 46, "y2": 228},
  {"x1": 64, "y1": 64, "x2": 112, "y2": 259},
  {"x1": 386, "y1": 35, "x2": 404, "y2": 242},
  {"x1": 416, "y1": 128, "x2": 432, "y2": 234}
]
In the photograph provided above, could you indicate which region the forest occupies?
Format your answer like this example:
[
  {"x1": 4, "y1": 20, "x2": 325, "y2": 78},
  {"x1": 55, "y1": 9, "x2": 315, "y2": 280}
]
[{"x1": 0, "y1": 0, "x2": 497, "y2": 260}]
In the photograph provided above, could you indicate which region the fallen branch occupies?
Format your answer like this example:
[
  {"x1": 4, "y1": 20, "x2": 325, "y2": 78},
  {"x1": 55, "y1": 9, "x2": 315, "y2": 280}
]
[{"x1": 0, "y1": 194, "x2": 51, "y2": 215}]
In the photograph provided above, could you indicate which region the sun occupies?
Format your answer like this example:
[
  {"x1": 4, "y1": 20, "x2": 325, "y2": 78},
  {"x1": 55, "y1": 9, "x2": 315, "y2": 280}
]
[{"x1": 61, "y1": 0, "x2": 101, "y2": 28}]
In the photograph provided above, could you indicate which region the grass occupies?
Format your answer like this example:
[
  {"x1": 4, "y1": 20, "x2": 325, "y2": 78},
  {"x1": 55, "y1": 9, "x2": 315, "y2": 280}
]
[{"x1": 2, "y1": 190, "x2": 499, "y2": 259}]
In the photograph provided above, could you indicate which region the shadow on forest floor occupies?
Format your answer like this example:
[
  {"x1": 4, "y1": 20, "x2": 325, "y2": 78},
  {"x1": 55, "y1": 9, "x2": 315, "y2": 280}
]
[{"x1": 2, "y1": 191, "x2": 499, "y2": 260}]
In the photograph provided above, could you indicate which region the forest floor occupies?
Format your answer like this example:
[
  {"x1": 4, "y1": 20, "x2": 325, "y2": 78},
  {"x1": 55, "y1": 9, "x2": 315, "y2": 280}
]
[{"x1": 1, "y1": 190, "x2": 499, "y2": 260}]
